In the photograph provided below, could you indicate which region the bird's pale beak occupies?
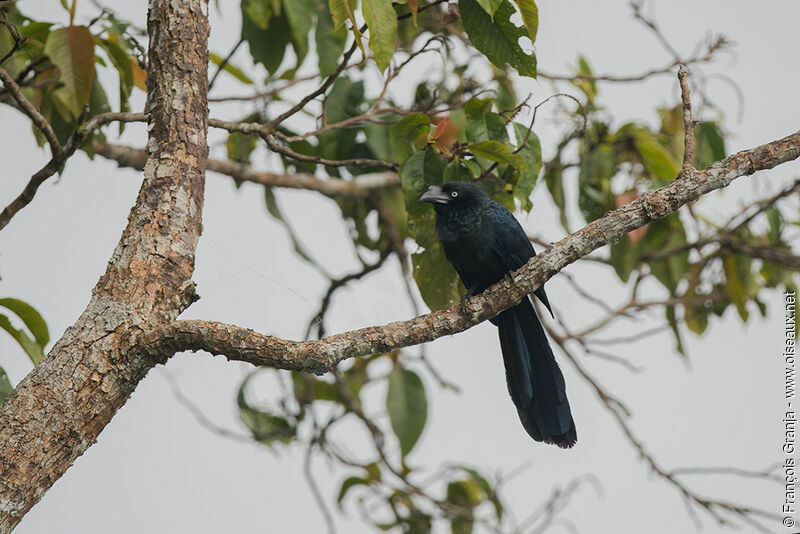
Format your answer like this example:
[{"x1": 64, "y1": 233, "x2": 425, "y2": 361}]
[{"x1": 419, "y1": 185, "x2": 449, "y2": 204}]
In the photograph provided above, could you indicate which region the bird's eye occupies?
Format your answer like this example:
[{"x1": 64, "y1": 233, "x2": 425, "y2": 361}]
[{"x1": 450, "y1": 191, "x2": 458, "y2": 198}]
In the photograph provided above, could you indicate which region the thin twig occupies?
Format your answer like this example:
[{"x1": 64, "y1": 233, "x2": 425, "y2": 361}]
[
  {"x1": 0, "y1": 66, "x2": 63, "y2": 160},
  {"x1": 678, "y1": 65, "x2": 696, "y2": 172},
  {"x1": 208, "y1": 37, "x2": 244, "y2": 90},
  {"x1": 0, "y1": 111, "x2": 144, "y2": 231},
  {"x1": 306, "y1": 250, "x2": 391, "y2": 339}
]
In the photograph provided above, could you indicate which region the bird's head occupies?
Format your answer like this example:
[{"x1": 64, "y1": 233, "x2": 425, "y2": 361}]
[{"x1": 419, "y1": 181, "x2": 488, "y2": 209}]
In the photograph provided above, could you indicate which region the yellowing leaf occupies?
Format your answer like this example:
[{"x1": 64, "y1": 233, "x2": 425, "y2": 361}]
[
  {"x1": 513, "y1": 0, "x2": 538, "y2": 44},
  {"x1": 130, "y1": 58, "x2": 147, "y2": 91},
  {"x1": 408, "y1": 0, "x2": 419, "y2": 25},
  {"x1": 363, "y1": 0, "x2": 397, "y2": 73},
  {"x1": 44, "y1": 25, "x2": 96, "y2": 118}
]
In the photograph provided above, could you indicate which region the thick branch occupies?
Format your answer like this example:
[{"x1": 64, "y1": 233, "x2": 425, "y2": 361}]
[
  {"x1": 137, "y1": 130, "x2": 800, "y2": 368},
  {"x1": 0, "y1": 1, "x2": 209, "y2": 530},
  {"x1": 93, "y1": 142, "x2": 400, "y2": 197}
]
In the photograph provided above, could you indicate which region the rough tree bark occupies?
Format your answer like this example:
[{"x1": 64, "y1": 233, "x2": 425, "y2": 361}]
[{"x1": 0, "y1": 0, "x2": 209, "y2": 530}]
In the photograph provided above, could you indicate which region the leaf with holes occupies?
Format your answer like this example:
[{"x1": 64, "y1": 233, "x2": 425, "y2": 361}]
[{"x1": 513, "y1": 0, "x2": 538, "y2": 43}]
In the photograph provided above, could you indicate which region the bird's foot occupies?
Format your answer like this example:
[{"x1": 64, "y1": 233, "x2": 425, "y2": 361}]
[
  {"x1": 504, "y1": 271, "x2": 518, "y2": 287},
  {"x1": 459, "y1": 295, "x2": 471, "y2": 315},
  {"x1": 459, "y1": 286, "x2": 478, "y2": 315}
]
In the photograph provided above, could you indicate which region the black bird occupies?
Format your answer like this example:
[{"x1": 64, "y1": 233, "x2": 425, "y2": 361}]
[{"x1": 420, "y1": 181, "x2": 576, "y2": 448}]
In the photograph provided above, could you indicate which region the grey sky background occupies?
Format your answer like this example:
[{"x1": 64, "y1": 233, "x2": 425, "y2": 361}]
[{"x1": 1, "y1": 1, "x2": 799, "y2": 532}]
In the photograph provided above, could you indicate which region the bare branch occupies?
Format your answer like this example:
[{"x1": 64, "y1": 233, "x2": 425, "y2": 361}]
[
  {"x1": 93, "y1": 142, "x2": 401, "y2": 197},
  {"x1": 678, "y1": 66, "x2": 696, "y2": 172},
  {"x1": 0, "y1": 112, "x2": 145, "y2": 231}
]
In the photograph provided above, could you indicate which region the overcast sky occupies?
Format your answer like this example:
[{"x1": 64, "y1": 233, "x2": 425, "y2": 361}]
[{"x1": 1, "y1": 1, "x2": 799, "y2": 533}]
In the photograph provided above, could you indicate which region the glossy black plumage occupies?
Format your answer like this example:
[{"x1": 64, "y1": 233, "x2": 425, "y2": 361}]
[{"x1": 420, "y1": 182, "x2": 576, "y2": 448}]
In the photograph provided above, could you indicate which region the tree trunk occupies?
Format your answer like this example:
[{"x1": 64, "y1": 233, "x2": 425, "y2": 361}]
[{"x1": 0, "y1": 1, "x2": 209, "y2": 531}]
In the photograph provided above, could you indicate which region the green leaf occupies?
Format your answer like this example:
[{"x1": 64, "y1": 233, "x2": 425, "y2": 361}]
[
  {"x1": 766, "y1": 206, "x2": 782, "y2": 244},
  {"x1": 632, "y1": 129, "x2": 680, "y2": 183},
  {"x1": 464, "y1": 97, "x2": 494, "y2": 117},
  {"x1": 512, "y1": 0, "x2": 538, "y2": 43},
  {"x1": 0, "y1": 314, "x2": 44, "y2": 365},
  {"x1": 282, "y1": 0, "x2": 315, "y2": 61},
  {"x1": 237, "y1": 375, "x2": 296, "y2": 447},
  {"x1": 577, "y1": 145, "x2": 615, "y2": 222},
  {"x1": 459, "y1": 0, "x2": 537, "y2": 77},
  {"x1": 329, "y1": 0, "x2": 358, "y2": 30},
  {"x1": 467, "y1": 140, "x2": 526, "y2": 169},
  {"x1": 291, "y1": 372, "x2": 340, "y2": 402},
  {"x1": 318, "y1": 78, "x2": 364, "y2": 165},
  {"x1": 571, "y1": 55, "x2": 597, "y2": 105},
  {"x1": 243, "y1": 0, "x2": 273, "y2": 29},
  {"x1": 386, "y1": 366, "x2": 428, "y2": 456},
  {"x1": 684, "y1": 265, "x2": 709, "y2": 335},
  {"x1": 0, "y1": 366, "x2": 12, "y2": 406},
  {"x1": 412, "y1": 241, "x2": 463, "y2": 311},
  {"x1": 0, "y1": 298, "x2": 49, "y2": 363},
  {"x1": 443, "y1": 158, "x2": 473, "y2": 183},
  {"x1": 446, "y1": 480, "x2": 478, "y2": 534},
  {"x1": 45, "y1": 25, "x2": 96, "y2": 118},
  {"x1": 609, "y1": 235, "x2": 636, "y2": 282},
  {"x1": 694, "y1": 121, "x2": 726, "y2": 168},
  {"x1": 400, "y1": 149, "x2": 445, "y2": 248},
  {"x1": 226, "y1": 131, "x2": 258, "y2": 165},
  {"x1": 315, "y1": 0, "x2": 347, "y2": 77},
  {"x1": 465, "y1": 112, "x2": 507, "y2": 144},
  {"x1": 512, "y1": 122, "x2": 541, "y2": 207},
  {"x1": 337, "y1": 476, "x2": 371, "y2": 507},
  {"x1": 723, "y1": 253, "x2": 753, "y2": 321},
  {"x1": 209, "y1": 51, "x2": 254, "y2": 85},
  {"x1": 665, "y1": 304, "x2": 686, "y2": 357},
  {"x1": 476, "y1": 0, "x2": 503, "y2": 17},
  {"x1": 640, "y1": 215, "x2": 690, "y2": 293},
  {"x1": 98, "y1": 37, "x2": 133, "y2": 118},
  {"x1": 453, "y1": 465, "x2": 503, "y2": 520},
  {"x1": 544, "y1": 165, "x2": 569, "y2": 231},
  {"x1": 242, "y1": 1, "x2": 291, "y2": 73},
  {"x1": 362, "y1": 0, "x2": 397, "y2": 73},
  {"x1": 390, "y1": 113, "x2": 430, "y2": 161}
]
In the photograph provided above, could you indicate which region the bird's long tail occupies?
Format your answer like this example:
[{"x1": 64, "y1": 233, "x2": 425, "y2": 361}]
[{"x1": 495, "y1": 298, "x2": 577, "y2": 448}]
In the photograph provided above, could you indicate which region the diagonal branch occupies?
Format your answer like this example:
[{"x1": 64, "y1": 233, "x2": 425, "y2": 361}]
[
  {"x1": 0, "y1": 65, "x2": 62, "y2": 160},
  {"x1": 134, "y1": 129, "x2": 800, "y2": 369},
  {"x1": 0, "y1": 112, "x2": 145, "y2": 231}
]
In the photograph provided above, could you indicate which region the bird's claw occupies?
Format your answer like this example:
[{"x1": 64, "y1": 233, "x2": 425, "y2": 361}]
[{"x1": 459, "y1": 296, "x2": 470, "y2": 315}]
